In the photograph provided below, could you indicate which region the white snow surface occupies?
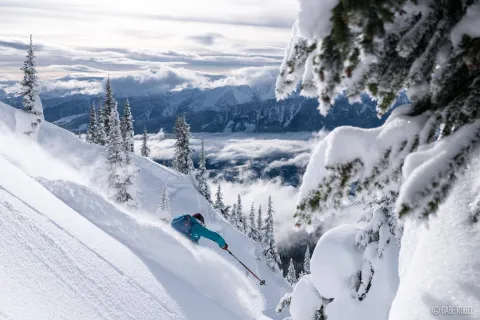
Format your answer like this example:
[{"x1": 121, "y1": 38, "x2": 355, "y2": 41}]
[
  {"x1": 297, "y1": 0, "x2": 340, "y2": 40},
  {"x1": 297, "y1": 105, "x2": 428, "y2": 221},
  {"x1": 451, "y1": 4, "x2": 480, "y2": 47},
  {"x1": 390, "y1": 147, "x2": 480, "y2": 320},
  {"x1": 310, "y1": 224, "x2": 363, "y2": 299},
  {"x1": 398, "y1": 119, "x2": 480, "y2": 218},
  {"x1": 289, "y1": 222, "x2": 399, "y2": 320},
  {"x1": 289, "y1": 275, "x2": 323, "y2": 320},
  {"x1": 0, "y1": 101, "x2": 290, "y2": 319},
  {"x1": 14, "y1": 93, "x2": 44, "y2": 140},
  {"x1": 53, "y1": 113, "x2": 88, "y2": 125}
]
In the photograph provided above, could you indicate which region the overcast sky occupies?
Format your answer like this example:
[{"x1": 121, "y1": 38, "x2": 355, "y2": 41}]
[{"x1": 0, "y1": 0, "x2": 298, "y2": 94}]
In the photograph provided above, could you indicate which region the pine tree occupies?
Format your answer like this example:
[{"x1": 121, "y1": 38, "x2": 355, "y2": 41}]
[
  {"x1": 96, "y1": 104, "x2": 107, "y2": 145},
  {"x1": 103, "y1": 77, "x2": 116, "y2": 137},
  {"x1": 230, "y1": 203, "x2": 238, "y2": 226},
  {"x1": 86, "y1": 103, "x2": 98, "y2": 143},
  {"x1": 303, "y1": 245, "x2": 311, "y2": 275},
  {"x1": 257, "y1": 205, "x2": 263, "y2": 243},
  {"x1": 248, "y1": 203, "x2": 259, "y2": 241},
  {"x1": 220, "y1": 205, "x2": 231, "y2": 221},
  {"x1": 121, "y1": 99, "x2": 135, "y2": 164},
  {"x1": 196, "y1": 139, "x2": 212, "y2": 203},
  {"x1": 286, "y1": 258, "x2": 297, "y2": 286},
  {"x1": 172, "y1": 114, "x2": 193, "y2": 175},
  {"x1": 103, "y1": 80, "x2": 136, "y2": 206},
  {"x1": 141, "y1": 126, "x2": 150, "y2": 157},
  {"x1": 263, "y1": 196, "x2": 281, "y2": 271},
  {"x1": 121, "y1": 98, "x2": 137, "y2": 207},
  {"x1": 20, "y1": 34, "x2": 40, "y2": 114},
  {"x1": 236, "y1": 194, "x2": 245, "y2": 232},
  {"x1": 105, "y1": 99, "x2": 126, "y2": 203},
  {"x1": 278, "y1": 1, "x2": 480, "y2": 224},
  {"x1": 276, "y1": 293, "x2": 292, "y2": 315},
  {"x1": 159, "y1": 186, "x2": 171, "y2": 214},
  {"x1": 213, "y1": 182, "x2": 225, "y2": 211}
]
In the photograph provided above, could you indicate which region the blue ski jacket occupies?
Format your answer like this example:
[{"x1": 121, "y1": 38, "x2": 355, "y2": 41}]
[{"x1": 171, "y1": 214, "x2": 226, "y2": 248}]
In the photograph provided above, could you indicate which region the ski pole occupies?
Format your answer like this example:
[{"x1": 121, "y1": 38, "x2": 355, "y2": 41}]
[{"x1": 227, "y1": 249, "x2": 266, "y2": 286}]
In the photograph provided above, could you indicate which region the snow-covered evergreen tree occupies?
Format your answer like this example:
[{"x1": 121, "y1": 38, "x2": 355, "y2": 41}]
[
  {"x1": 120, "y1": 98, "x2": 137, "y2": 207},
  {"x1": 275, "y1": 293, "x2": 292, "y2": 315},
  {"x1": 159, "y1": 186, "x2": 171, "y2": 214},
  {"x1": 230, "y1": 203, "x2": 238, "y2": 226},
  {"x1": 17, "y1": 34, "x2": 43, "y2": 138},
  {"x1": 257, "y1": 205, "x2": 263, "y2": 243},
  {"x1": 213, "y1": 182, "x2": 225, "y2": 211},
  {"x1": 121, "y1": 99, "x2": 135, "y2": 164},
  {"x1": 105, "y1": 100, "x2": 126, "y2": 202},
  {"x1": 86, "y1": 103, "x2": 98, "y2": 144},
  {"x1": 20, "y1": 35, "x2": 40, "y2": 114},
  {"x1": 220, "y1": 205, "x2": 231, "y2": 221},
  {"x1": 96, "y1": 104, "x2": 107, "y2": 146},
  {"x1": 278, "y1": 0, "x2": 480, "y2": 225},
  {"x1": 103, "y1": 77, "x2": 116, "y2": 137},
  {"x1": 286, "y1": 258, "x2": 297, "y2": 286},
  {"x1": 303, "y1": 245, "x2": 311, "y2": 275},
  {"x1": 236, "y1": 194, "x2": 245, "y2": 233},
  {"x1": 196, "y1": 139, "x2": 212, "y2": 203},
  {"x1": 263, "y1": 196, "x2": 281, "y2": 271},
  {"x1": 172, "y1": 114, "x2": 194, "y2": 175},
  {"x1": 141, "y1": 126, "x2": 150, "y2": 157},
  {"x1": 103, "y1": 90, "x2": 136, "y2": 207},
  {"x1": 248, "y1": 203, "x2": 259, "y2": 241}
]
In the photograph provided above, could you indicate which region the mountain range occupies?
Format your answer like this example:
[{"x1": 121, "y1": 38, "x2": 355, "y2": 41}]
[{"x1": 1, "y1": 84, "x2": 408, "y2": 134}]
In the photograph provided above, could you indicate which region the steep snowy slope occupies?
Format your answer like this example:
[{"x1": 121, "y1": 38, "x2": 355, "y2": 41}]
[{"x1": 0, "y1": 101, "x2": 290, "y2": 319}]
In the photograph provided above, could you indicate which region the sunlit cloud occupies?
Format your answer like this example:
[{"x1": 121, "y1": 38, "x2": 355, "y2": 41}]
[
  {"x1": 0, "y1": 0, "x2": 298, "y2": 93},
  {"x1": 208, "y1": 178, "x2": 300, "y2": 243}
]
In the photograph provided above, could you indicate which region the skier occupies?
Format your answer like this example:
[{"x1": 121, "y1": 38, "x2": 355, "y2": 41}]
[{"x1": 171, "y1": 213, "x2": 228, "y2": 250}]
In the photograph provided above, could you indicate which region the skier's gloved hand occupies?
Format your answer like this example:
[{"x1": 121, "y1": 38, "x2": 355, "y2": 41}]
[{"x1": 222, "y1": 244, "x2": 228, "y2": 250}]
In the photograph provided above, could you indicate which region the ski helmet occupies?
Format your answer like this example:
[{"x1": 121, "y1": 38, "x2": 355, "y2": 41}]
[{"x1": 192, "y1": 213, "x2": 205, "y2": 224}]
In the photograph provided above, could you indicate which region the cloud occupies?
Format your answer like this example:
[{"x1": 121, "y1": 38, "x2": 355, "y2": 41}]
[
  {"x1": 45, "y1": 64, "x2": 105, "y2": 73},
  {"x1": 0, "y1": 39, "x2": 44, "y2": 51},
  {"x1": 2, "y1": 63, "x2": 281, "y2": 98},
  {"x1": 208, "y1": 178, "x2": 300, "y2": 242},
  {"x1": 3, "y1": 79, "x2": 102, "y2": 97},
  {"x1": 0, "y1": 36, "x2": 284, "y2": 90},
  {"x1": 188, "y1": 33, "x2": 224, "y2": 46},
  {"x1": 137, "y1": 131, "x2": 315, "y2": 161},
  {"x1": 141, "y1": 12, "x2": 294, "y2": 30},
  {"x1": 208, "y1": 66, "x2": 279, "y2": 88},
  {"x1": 108, "y1": 68, "x2": 210, "y2": 97}
]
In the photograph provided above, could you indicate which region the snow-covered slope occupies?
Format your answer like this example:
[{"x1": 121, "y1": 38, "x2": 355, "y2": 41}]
[{"x1": 0, "y1": 101, "x2": 290, "y2": 319}]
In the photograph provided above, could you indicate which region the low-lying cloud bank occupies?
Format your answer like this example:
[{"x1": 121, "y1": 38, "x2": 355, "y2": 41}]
[
  {"x1": 134, "y1": 131, "x2": 316, "y2": 164},
  {"x1": 209, "y1": 178, "x2": 300, "y2": 243},
  {"x1": 132, "y1": 131, "x2": 330, "y2": 242},
  {"x1": 0, "y1": 35, "x2": 282, "y2": 98},
  {"x1": 1, "y1": 66, "x2": 279, "y2": 98}
]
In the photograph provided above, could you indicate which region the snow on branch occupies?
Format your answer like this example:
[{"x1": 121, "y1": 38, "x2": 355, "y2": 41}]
[
  {"x1": 295, "y1": 105, "x2": 429, "y2": 227},
  {"x1": 398, "y1": 119, "x2": 480, "y2": 219}
]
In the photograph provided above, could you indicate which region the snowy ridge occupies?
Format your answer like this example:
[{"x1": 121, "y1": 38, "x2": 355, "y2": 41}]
[{"x1": 0, "y1": 101, "x2": 290, "y2": 319}]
